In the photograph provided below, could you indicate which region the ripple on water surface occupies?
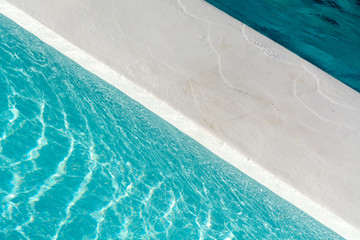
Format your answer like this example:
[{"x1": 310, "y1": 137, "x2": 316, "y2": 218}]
[{"x1": 0, "y1": 14, "x2": 342, "y2": 239}]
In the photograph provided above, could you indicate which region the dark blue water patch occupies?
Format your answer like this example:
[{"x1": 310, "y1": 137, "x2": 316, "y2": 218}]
[
  {"x1": 205, "y1": 0, "x2": 360, "y2": 92},
  {"x1": 0, "y1": 14, "x2": 342, "y2": 239}
]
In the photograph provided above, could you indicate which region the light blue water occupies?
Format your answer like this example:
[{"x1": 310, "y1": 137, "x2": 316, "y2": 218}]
[
  {"x1": 205, "y1": 0, "x2": 360, "y2": 92},
  {"x1": 0, "y1": 15, "x2": 342, "y2": 239}
]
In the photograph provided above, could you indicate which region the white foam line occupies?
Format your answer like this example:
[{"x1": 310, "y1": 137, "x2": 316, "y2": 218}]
[{"x1": 1, "y1": 1, "x2": 359, "y2": 239}]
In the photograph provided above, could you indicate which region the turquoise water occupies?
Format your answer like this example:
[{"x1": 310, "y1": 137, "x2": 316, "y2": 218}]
[
  {"x1": 205, "y1": 0, "x2": 360, "y2": 92},
  {"x1": 0, "y1": 15, "x2": 342, "y2": 239}
]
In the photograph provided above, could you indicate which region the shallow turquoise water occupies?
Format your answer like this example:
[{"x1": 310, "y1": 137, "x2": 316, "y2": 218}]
[
  {"x1": 0, "y1": 15, "x2": 342, "y2": 239},
  {"x1": 205, "y1": 0, "x2": 360, "y2": 92}
]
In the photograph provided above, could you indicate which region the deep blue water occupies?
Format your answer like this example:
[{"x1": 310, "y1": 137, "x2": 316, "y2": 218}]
[
  {"x1": 0, "y1": 14, "x2": 342, "y2": 239},
  {"x1": 205, "y1": 0, "x2": 360, "y2": 92}
]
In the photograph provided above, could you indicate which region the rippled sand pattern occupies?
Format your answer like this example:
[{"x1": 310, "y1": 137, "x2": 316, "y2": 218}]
[{"x1": 0, "y1": 15, "x2": 341, "y2": 239}]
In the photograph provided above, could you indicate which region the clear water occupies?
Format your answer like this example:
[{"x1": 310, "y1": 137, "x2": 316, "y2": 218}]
[
  {"x1": 205, "y1": 0, "x2": 360, "y2": 92},
  {"x1": 0, "y1": 15, "x2": 342, "y2": 239}
]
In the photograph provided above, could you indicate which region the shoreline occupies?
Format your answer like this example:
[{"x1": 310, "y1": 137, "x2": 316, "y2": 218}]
[{"x1": 1, "y1": 0, "x2": 360, "y2": 238}]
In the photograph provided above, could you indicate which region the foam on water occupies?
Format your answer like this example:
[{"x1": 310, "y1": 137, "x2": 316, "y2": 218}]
[
  {"x1": 205, "y1": 0, "x2": 360, "y2": 92},
  {"x1": 0, "y1": 12, "x2": 344, "y2": 240}
]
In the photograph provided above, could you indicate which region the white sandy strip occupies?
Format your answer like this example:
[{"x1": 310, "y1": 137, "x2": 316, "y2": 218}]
[{"x1": 0, "y1": 1, "x2": 359, "y2": 239}]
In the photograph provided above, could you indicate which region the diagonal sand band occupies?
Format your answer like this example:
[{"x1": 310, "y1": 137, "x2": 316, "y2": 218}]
[{"x1": 1, "y1": 0, "x2": 360, "y2": 238}]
